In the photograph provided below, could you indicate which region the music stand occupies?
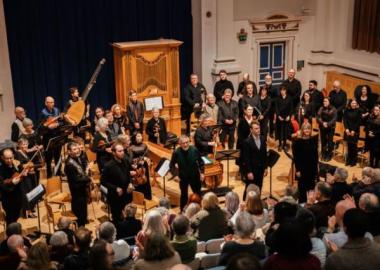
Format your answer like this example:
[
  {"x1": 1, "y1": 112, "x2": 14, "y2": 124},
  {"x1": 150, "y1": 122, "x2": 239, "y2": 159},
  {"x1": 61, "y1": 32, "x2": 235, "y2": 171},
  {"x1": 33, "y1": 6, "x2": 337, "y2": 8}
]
[
  {"x1": 46, "y1": 133, "x2": 70, "y2": 177},
  {"x1": 215, "y1": 149, "x2": 240, "y2": 189},
  {"x1": 267, "y1": 149, "x2": 280, "y2": 198},
  {"x1": 155, "y1": 158, "x2": 171, "y2": 197},
  {"x1": 26, "y1": 184, "x2": 46, "y2": 237}
]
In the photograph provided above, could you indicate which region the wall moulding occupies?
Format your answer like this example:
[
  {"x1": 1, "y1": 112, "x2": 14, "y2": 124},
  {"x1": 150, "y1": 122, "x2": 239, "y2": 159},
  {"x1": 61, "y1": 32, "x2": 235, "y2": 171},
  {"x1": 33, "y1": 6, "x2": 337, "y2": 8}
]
[{"x1": 249, "y1": 14, "x2": 302, "y2": 33}]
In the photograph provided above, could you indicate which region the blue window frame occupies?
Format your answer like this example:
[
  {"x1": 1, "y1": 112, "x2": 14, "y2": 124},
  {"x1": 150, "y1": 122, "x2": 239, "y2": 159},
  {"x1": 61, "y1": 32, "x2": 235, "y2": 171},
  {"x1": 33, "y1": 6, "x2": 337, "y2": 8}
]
[{"x1": 258, "y1": 42, "x2": 285, "y2": 86}]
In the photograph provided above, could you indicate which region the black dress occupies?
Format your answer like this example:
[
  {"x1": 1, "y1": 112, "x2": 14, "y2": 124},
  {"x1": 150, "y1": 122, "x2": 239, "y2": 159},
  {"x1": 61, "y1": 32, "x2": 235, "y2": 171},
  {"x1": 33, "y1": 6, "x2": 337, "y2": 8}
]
[
  {"x1": 343, "y1": 108, "x2": 361, "y2": 165},
  {"x1": 292, "y1": 135, "x2": 319, "y2": 203},
  {"x1": 367, "y1": 117, "x2": 380, "y2": 167},
  {"x1": 275, "y1": 95, "x2": 293, "y2": 147},
  {"x1": 130, "y1": 143, "x2": 152, "y2": 200},
  {"x1": 258, "y1": 95, "x2": 271, "y2": 139}
]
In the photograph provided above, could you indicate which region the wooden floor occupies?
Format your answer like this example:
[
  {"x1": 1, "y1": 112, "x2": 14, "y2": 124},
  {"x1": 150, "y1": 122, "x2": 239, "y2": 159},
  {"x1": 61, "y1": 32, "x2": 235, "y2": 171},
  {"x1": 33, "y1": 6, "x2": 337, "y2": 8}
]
[{"x1": 0, "y1": 130, "x2": 365, "y2": 240}]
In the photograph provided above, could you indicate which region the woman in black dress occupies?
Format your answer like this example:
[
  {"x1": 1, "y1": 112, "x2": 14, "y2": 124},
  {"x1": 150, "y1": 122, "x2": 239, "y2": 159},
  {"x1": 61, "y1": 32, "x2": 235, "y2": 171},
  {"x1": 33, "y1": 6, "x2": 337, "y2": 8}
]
[
  {"x1": 130, "y1": 132, "x2": 152, "y2": 199},
  {"x1": 258, "y1": 86, "x2": 271, "y2": 140},
  {"x1": 317, "y1": 98, "x2": 337, "y2": 161},
  {"x1": 275, "y1": 86, "x2": 293, "y2": 151},
  {"x1": 91, "y1": 117, "x2": 113, "y2": 172},
  {"x1": 292, "y1": 123, "x2": 319, "y2": 203},
  {"x1": 343, "y1": 99, "x2": 361, "y2": 166},
  {"x1": 367, "y1": 105, "x2": 380, "y2": 168},
  {"x1": 355, "y1": 85, "x2": 374, "y2": 125},
  {"x1": 299, "y1": 91, "x2": 314, "y2": 124}
]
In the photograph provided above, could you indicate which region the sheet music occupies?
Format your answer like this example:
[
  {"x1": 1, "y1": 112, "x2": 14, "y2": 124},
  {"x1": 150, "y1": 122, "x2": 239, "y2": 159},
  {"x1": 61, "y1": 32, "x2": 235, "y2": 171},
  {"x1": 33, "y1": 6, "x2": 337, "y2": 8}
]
[
  {"x1": 144, "y1": 96, "x2": 163, "y2": 111},
  {"x1": 27, "y1": 184, "x2": 45, "y2": 202},
  {"x1": 157, "y1": 159, "x2": 171, "y2": 177}
]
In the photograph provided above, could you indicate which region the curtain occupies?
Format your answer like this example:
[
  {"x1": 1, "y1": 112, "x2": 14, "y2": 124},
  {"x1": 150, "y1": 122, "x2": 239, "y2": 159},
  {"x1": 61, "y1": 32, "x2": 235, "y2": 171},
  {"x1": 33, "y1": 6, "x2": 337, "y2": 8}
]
[
  {"x1": 352, "y1": 0, "x2": 380, "y2": 54},
  {"x1": 3, "y1": 0, "x2": 193, "y2": 122}
]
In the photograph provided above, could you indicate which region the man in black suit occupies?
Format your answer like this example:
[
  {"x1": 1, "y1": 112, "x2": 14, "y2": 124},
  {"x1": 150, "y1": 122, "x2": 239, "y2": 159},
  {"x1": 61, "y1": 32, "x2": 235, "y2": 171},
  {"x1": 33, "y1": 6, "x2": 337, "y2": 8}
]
[
  {"x1": 241, "y1": 120, "x2": 268, "y2": 199},
  {"x1": 214, "y1": 70, "x2": 234, "y2": 102},
  {"x1": 281, "y1": 68, "x2": 302, "y2": 113},
  {"x1": 100, "y1": 143, "x2": 135, "y2": 224}
]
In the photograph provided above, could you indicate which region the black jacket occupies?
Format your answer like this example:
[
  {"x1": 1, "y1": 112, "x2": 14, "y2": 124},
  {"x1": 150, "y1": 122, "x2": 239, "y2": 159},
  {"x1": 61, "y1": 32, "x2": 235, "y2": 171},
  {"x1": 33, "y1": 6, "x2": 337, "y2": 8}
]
[
  {"x1": 329, "y1": 89, "x2": 347, "y2": 120},
  {"x1": 183, "y1": 83, "x2": 206, "y2": 113},
  {"x1": 237, "y1": 80, "x2": 257, "y2": 96},
  {"x1": 275, "y1": 95, "x2": 293, "y2": 118},
  {"x1": 127, "y1": 101, "x2": 144, "y2": 125},
  {"x1": 343, "y1": 108, "x2": 361, "y2": 132},
  {"x1": 170, "y1": 146, "x2": 204, "y2": 181},
  {"x1": 306, "y1": 89, "x2": 324, "y2": 114},
  {"x1": 317, "y1": 106, "x2": 337, "y2": 129},
  {"x1": 214, "y1": 79, "x2": 234, "y2": 101},
  {"x1": 217, "y1": 100, "x2": 239, "y2": 126},
  {"x1": 241, "y1": 135, "x2": 268, "y2": 174},
  {"x1": 100, "y1": 157, "x2": 132, "y2": 203},
  {"x1": 146, "y1": 117, "x2": 167, "y2": 144},
  {"x1": 238, "y1": 94, "x2": 260, "y2": 118},
  {"x1": 64, "y1": 156, "x2": 90, "y2": 197},
  {"x1": 281, "y1": 78, "x2": 302, "y2": 109},
  {"x1": 91, "y1": 131, "x2": 112, "y2": 171},
  {"x1": 258, "y1": 96, "x2": 272, "y2": 118},
  {"x1": 194, "y1": 126, "x2": 214, "y2": 155}
]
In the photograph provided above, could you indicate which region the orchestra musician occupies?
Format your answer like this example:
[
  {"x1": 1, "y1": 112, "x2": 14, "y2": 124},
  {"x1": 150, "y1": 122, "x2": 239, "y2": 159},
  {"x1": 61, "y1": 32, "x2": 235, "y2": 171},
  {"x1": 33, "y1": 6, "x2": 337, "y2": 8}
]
[
  {"x1": 240, "y1": 121, "x2": 268, "y2": 199},
  {"x1": 91, "y1": 106, "x2": 105, "y2": 134},
  {"x1": 214, "y1": 70, "x2": 234, "y2": 102},
  {"x1": 39, "y1": 96, "x2": 64, "y2": 178},
  {"x1": 238, "y1": 82, "x2": 259, "y2": 118},
  {"x1": 237, "y1": 73, "x2": 257, "y2": 98},
  {"x1": 20, "y1": 118, "x2": 43, "y2": 156},
  {"x1": 257, "y1": 86, "x2": 272, "y2": 140},
  {"x1": 145, "y1": 108, "x2": 167, "y2": 145},
  {"x1": 15, "y1": 138, "x2": 39, "y2": 218},
  {"x1": 105, "y1": 110, "x2": 122, "y2": 141},
  {"x1": 130, "y1": 132, "x2": 152, "y2": 200},
  {"x1": 328, "y1": 80, "x2": 347, "y2": 122},
  {"x1": 115, "y1": 134, "x2": 133, "y2": 164},
  {"x1": 217, "y1": 89, "x2": 239, "y2": 149},
  {"x1": 356, "y1": 85, "x2": 374, "y2": 125},
  {"x1": 66, "y1": 87, "x2": 90, "y2": 138},
  {"x1": 64, "y1": 142, "x2": 91, "y2": 226},
  {"x1": 0, "y1": 148, "x2": 28, "y2": 225},
  {"x1": 292, "y1": 122, "x2": 319, "y2": 203},
  {"x1": 170, "y1": 135, "x2": 205, "y2": 211},
  {"x1": 100, "y1": 143, "x2": 134, "y2": 224},
  {"x1": 91, "y1": 117, "x2": 112, "y2": 172},
  {"x1": 194, "y1": 113, "x2": 216, "y2": 156},
  {"x1": 127, "y1": 90, "x2": 144, "y2": 136},
  {"x1": 281, "y1": 69, "x2": 302, "y2": 113},
  {"x1": 237, "y1": 105, "x2": 255, "y2": 151},
  {"x1": 275, "y1": 86, "x2": 293, "y2": 151},
  {"x1": 112, "y1": 104, "x2": 129, "y2": 135},
  {"x1": 298, "y1": 91, "x2": 314, "y2": 124},
  {"x1": 262, "y1": 74, "x2": 278, "y2": 138},
  {"x1": 367, "y1": 104, "x2": 380, "y2": 168},
  {"x1": 183, "y1": 73, "x2": 207, "y2": 135},
  {"x1": 204, "y1": 93, "x2": 219, "y2": 124},
  {"x1": 11, "y1": 107, "x2": 27, "y2": 142},
  {"x1": 306, "y1": 80, "x2": 323, "y2": 117},
  {"x1": 317, "y1": 97, "x2": 337, "y2": 162},
  {"x1": 343, "y1": 99, "x2": 361, "y2": 167}
]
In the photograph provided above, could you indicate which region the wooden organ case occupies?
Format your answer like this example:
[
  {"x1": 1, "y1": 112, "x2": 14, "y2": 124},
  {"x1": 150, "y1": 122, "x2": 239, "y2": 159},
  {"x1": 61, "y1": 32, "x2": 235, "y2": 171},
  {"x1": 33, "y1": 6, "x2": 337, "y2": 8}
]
[{"x1": 112, "y1": 39, "x2": 183, "y2": 136}]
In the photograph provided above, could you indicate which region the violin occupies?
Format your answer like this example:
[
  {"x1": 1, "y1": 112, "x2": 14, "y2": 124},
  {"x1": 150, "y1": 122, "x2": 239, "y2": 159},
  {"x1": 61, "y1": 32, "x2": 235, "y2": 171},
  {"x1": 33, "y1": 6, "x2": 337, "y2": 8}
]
[
  {"x1": 43, "y1": 113, "x2": 65, "y2": 127},
  {"x1": 131, "y1": 147, "x2": 149, "y2": 186},
  {"x1": 4, "y1": 162, "x2": 34, "y2": 185}
]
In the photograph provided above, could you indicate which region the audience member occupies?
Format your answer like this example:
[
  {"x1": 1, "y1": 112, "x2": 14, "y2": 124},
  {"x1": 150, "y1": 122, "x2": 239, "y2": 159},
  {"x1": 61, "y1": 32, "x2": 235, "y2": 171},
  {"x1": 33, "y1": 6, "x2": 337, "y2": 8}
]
[
  {"x1": 89, "y1": 239, "x2": 114, "y2": 270},
  {"x1": 219, "y1": 211, "x2": 266, "y2": 265},
  {"x1": 57, "y1": 217, "x2": 75, "y2": 245},
  {"x1": 191, "y1": 192, "x2": 228, "y2": 241},
  {"x1": 136, "y1": 210, "x2": 169, "y2": 249},
  {"x1": 224, "y1": 191, "x2": 240, "y2": 219},
  {"x1": 63, "y1": 227, "x2": 92, "y2": 270},
  {"x1": 18, "y1": 242, "x2": 57, "y2": 270},
  {"x1": 264, "y1": 219, "x2": 321, "y2": 270},
  {"x1": 183, "y1": 203, "x2": 201, "y2": 220},
  {"x1": 171, "y1": 215, "x2": 197, "y2": 263},
  {"x1": 133, "y1": 234, "x2": 181, "y2": 270},
  {"x1": 226, "y1": 253, "x2": 262, "y2": 270},
  {"x1": 327, "y1": 168, "x2": 352, "y2": 203},
  {"x1": 0, "y1": 235, "x2": 26, "y2": 270},
  {"x1": 325, "y1": 208, "x2": 380, "y2": 270},
  {"x1": 117, "y1": 204, "x2": 142, "y2": 242},
  {"x1": 0, "y1": 222, "x2": 31, "y2": 256},
  {"x1": 49, "y1": 231, "x2": 72, "y2": 266}
]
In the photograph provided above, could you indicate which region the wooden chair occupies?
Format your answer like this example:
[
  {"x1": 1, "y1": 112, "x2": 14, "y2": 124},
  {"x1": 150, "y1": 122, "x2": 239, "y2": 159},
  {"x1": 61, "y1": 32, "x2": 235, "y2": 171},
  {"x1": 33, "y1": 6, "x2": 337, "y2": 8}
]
[
  {"x1": 132, "y1": 191, "x2": 158, "y2": 215},
  {"x1": 44, "y1": 199, "x2": 77, "y2": 233},
  {"x1": 357, "y1": 126, "x2": 369, "y2": 167},
  {"x1": 333, "y1": 122, "x2": 345, "y2": 158},
  {"x1": 44, "y1": 176, "x2": 71, "y2": 208}
]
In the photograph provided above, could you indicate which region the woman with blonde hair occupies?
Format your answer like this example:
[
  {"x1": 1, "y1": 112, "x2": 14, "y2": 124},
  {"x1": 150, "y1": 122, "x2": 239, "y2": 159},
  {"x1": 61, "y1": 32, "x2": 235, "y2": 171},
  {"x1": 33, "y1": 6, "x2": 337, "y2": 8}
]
[
  {"x1": 136, "y1": 209, "x2": 169, "y2": 249},
  {"x1": 224, "y1": 191, "x2": 240, "y2": 219},
  {"x1": 191, "y1": 192, "x2": 228, "y2": 241},
  {"x1": 292, "y1": 122, "x2": 319, "y2": 203}
]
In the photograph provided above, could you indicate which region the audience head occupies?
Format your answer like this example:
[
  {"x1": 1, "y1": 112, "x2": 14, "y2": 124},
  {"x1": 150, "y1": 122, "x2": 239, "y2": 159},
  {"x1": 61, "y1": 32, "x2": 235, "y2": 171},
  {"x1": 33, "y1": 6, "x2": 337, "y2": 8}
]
[
  {"x1": 143, "y1": 234, "x2": 175, "y2": 261},
  {"x1": 6, "y1": 222, "x2": 22, "y2": 237},
  {"x1": 143, "y1": 209, "x2": 166, "y2": 236},
  {"x1": 50, "y1": 231, "x2": 69, "y2": 247},
  {"x1": 202, "y1": 192, "x2": 219, "y2": 211},
  {"x1": 296, "y1": 208, "x2": 316, "y2": 236},
  {"x1": 335, "y1": 199, "x2": 356, "y2": 226},
  {"x1": 334, "y1": 167, "x2": 348, "y2": 182},
  {"x1": 99, "y1": 221, "x2": 117, "y2": 243},
  {"x1": 7, "y1": 234, "x2": 24, "y2": 253},
  {"x1": 273, "y1": 201, "x2": 298, "y2": 224},
  {"x1": 183, "y1": 202, "x2": 201, "y2": 219},
  {"x1": 123, "y1": 203, "x2": 137, "y2": 218},
  {"x1": 315, "y1": 181, "x2": 332, "y2": 201},
  {"x1": 74, "y1": 227, "x2": 92, "y2": 251},
  {"x1": 284, "y1": 185, "x2": 299, "y2": 202},
  {"x1": 246, "y1": 191, "x2": 263, "y2": 215},
  {"x1": 57, "y1": 216, "x2": 72, "y2": 230},
  {"x1": 112, "y1": 239, "x2": 130, "y2": 264},
  {"x1": 235, "y1": 211, "x2": 256, "y2": 239},
  {"x1": 274, "y1": 219, "x2": 312, "y2": 259},
  {"x1": 172, "y1": 215, "x2": 190, "y2": 236},
  {"x1": 24, "y1": 242, "x2": 51, "y2": 270},
  {"x1": 225, "y1": 191, "x2": 240, "y2": 216},
  {"x1": 343, "y1": 208, "x2": 369, "y2": 239},
  {"x1": 359, "y1": 193, "x2": 379, "y2": 212},
  {"x1": 89, "y1": 239, "x2": 114, "y2": 270},
  {"x1": 245, "y1": 184, "x2": 261, "y2": 196},
  {"x1": 226, "y1": 253, "x2": 262, "y2": 270},
  {"x1": 159, "y1": 197, "x2": 171, "y2": 210}
]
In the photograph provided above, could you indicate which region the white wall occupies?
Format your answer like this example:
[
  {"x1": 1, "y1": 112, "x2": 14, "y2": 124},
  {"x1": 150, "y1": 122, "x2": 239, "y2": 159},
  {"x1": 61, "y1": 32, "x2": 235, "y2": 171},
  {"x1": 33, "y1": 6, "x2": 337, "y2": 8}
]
[{"x1": 0, "y1": 0, "x2": 15, "y2": 141}]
